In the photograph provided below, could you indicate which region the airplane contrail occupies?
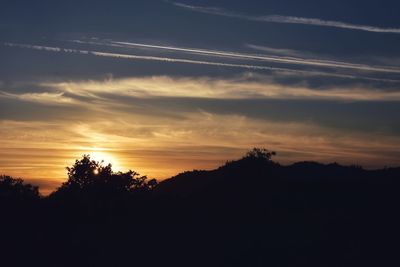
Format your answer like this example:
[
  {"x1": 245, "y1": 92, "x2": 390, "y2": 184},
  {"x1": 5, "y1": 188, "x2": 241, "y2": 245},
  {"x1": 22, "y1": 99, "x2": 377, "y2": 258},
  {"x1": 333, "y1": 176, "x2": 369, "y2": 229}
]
[
  {"x1": 170, "y1": 1, "x2": 400, "y2": 34},
  {"x1": 4, "y1": 42, "x2": 400, "y2": 83},
  {"x1": 70, "y1": 39, "x2": 400, "y2": 74},
  {"x1": 109, "y1": 41, "x2": 400, "y2": 74}
]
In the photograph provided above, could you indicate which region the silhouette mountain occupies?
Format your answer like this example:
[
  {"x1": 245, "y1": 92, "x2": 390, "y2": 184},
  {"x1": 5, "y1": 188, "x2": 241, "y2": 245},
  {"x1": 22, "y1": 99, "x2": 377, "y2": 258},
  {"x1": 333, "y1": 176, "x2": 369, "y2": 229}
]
[
  {"x1": 156, "y1": 149, "x2": 400, "y2": 201},
  {"x1": 1, "y1": 148, "x2": 400, "y2": 267}
]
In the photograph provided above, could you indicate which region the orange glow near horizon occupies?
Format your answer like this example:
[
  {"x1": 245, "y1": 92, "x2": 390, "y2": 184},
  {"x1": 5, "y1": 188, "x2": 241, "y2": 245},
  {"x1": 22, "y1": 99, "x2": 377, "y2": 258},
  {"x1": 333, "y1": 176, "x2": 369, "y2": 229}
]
[
  {"x1": 0, "y1": 147, "x2": 234, "y2": 195},
  {"x1": 1, "y1": 77, "x2": 400, "y2": 195},
  {"x1": 2, "y1": 129, "x2": 400, "y2": 196}
]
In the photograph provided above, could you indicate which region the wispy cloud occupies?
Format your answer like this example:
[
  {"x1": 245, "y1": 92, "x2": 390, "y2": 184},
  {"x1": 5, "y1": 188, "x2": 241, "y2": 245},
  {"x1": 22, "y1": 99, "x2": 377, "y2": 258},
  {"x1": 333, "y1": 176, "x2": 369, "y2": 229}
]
[
  {"x1": 245, "y1": 44, "x2": 307, "y2": 58},
  {"x1": 170, "y1": 1, "x2": 400, "y2": 34},
  {"x1": 0, "y1": 91, "x2": 76, "y2": 105},
  {"x1": 45, "y1": 75, "x2": 400, "y2": 102}
]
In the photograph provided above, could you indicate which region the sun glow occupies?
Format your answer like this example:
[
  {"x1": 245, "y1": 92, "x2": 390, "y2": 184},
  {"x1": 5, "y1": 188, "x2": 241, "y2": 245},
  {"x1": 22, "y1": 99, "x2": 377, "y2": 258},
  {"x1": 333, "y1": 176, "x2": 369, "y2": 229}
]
[{"x1": 88, "y1": 150, "x2": 122, "y2": 171}]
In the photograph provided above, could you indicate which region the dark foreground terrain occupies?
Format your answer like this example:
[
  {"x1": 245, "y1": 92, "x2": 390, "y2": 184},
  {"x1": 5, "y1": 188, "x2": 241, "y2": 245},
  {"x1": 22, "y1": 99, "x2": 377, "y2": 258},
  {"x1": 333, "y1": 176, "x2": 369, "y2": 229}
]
[{"x1": 1, "y1": 149, "x2": 400, "y2": 266}]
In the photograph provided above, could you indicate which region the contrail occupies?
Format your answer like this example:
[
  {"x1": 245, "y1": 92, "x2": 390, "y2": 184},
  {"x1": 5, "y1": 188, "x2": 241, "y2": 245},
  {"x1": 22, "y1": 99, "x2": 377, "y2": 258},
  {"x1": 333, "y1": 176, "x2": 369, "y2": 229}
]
[
  {"x1": 4, "y1": 42, "x2": 400, "y2": 83},
  {"x1": 71, "y1": 39, "x2": 400, "y2": 74},
  {"x1": 170, "y1": 1, "x2": 400, "y2": 34},
  {"x1": 2, "y1": 42, "x2": 289, "y2": 71}
]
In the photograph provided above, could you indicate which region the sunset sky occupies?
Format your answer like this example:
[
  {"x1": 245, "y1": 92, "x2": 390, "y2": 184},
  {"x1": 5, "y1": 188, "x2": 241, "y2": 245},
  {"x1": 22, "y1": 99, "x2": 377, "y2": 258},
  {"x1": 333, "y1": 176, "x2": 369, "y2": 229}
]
[{"x1": 1, "y1": 0, "x2": 400, "y2": 194}]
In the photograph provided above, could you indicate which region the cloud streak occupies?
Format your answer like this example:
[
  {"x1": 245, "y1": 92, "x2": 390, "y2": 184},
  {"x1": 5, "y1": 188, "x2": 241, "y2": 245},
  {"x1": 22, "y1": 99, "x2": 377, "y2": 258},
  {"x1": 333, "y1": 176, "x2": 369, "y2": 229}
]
[
  {"x1": 171, "y1": 1, "x2": 400, "y2": 34},
  {"x1": 0, "y1": 91, "x2": 76, "y2": 105},
  {"x1": 45, "y1": 76, "x2": 400, "y2": 102}
]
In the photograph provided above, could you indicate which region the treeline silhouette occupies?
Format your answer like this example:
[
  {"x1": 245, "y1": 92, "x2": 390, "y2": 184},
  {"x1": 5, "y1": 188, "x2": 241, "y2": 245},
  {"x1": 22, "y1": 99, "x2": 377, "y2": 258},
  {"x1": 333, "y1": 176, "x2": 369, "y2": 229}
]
[{"x1": 1, "y1": 149, "x2": 400, "y2": 267}]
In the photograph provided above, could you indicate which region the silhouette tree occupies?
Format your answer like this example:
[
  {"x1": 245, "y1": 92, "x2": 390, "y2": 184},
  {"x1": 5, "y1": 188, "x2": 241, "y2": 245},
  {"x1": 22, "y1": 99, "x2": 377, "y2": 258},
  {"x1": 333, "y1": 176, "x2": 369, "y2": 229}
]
[
  {"x1": 0, "y1": 175, "x2": 40, "y2": 201},
  {"x1": 54, "y1": 155, "x2": 157, "y2": 197},
  {"x1": 244, "y1": 148, "x2": 276, "y2": 161}
]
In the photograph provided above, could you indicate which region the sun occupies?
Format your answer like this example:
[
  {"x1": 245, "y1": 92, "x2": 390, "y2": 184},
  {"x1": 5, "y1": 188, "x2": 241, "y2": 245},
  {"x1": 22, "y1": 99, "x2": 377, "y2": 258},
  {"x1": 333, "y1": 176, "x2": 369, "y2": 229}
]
[{"x1": 89, "y1": 150, "x2": 121, "y2": 171}]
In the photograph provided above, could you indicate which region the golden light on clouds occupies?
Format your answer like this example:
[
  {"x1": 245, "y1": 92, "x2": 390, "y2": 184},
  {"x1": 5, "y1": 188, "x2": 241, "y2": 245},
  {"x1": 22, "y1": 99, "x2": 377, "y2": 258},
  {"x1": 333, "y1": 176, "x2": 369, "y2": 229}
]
[
  {"x1": 1, "y1": 110, "x2": 400, "y2": 195},
  {"x1": 1, "y1": 75, "x2": 400, "y2": 195},
  {"x1": 42, "y1": 75, "x2": 400, "y2": 101}
]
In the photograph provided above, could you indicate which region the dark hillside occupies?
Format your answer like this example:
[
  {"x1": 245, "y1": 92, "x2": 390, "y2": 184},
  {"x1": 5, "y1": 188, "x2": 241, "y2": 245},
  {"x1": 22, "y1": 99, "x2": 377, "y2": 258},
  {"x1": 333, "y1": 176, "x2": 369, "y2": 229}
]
[{"x1": 2, "y1": 150, "x2": 400, "y2": 266}]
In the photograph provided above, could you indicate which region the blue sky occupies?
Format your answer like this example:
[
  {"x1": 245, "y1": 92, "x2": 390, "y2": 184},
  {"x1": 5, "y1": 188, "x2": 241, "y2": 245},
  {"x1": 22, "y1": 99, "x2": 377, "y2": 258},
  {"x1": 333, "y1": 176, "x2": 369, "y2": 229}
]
[{"x1": 1, "y1": 0, "x2": 400, "y2": 193}]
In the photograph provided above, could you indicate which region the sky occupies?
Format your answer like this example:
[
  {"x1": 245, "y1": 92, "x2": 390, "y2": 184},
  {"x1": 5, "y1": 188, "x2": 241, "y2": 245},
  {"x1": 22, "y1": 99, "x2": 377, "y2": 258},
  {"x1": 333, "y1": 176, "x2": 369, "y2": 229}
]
[{"x1": 1, "y1": 0, "x2": 400, "y2": 194}]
